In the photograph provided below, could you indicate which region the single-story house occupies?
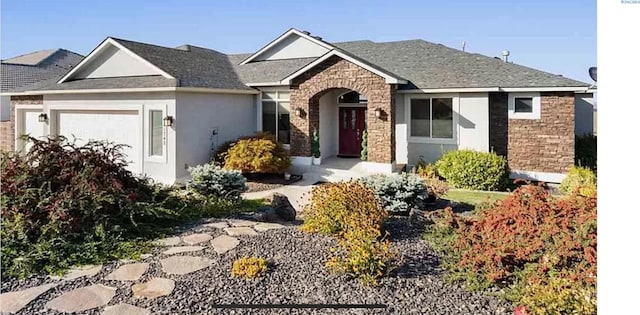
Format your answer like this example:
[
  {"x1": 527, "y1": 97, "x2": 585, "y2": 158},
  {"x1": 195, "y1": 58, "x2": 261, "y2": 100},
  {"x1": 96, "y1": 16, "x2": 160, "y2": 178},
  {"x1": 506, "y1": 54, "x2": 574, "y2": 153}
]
[
  {"x1": 1, "y1": 49, "x2": 84, "y2": 151},
  {"x1": 1, "y1": 28, "x2": 595, "y2": 184}
]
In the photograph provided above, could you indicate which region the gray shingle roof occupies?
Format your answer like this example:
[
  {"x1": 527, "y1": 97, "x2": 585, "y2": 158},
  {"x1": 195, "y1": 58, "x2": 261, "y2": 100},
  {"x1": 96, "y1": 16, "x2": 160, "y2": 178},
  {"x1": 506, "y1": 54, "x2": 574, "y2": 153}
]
[
  {"x1": 333, "y1": 40, "x2": 589, "y2": 89},
  {"x1": 228, "y1": 53, "x2": 316, "y2": 84},
  {"x1": 23, "y1": 75, "x2": 177, "y2": 91},
  {"x1": 1, "y1": 49, "x2": 83, "y2": 92},
  {"x1": 112, "y1": 39, "x2": 252, "y2": 90}
]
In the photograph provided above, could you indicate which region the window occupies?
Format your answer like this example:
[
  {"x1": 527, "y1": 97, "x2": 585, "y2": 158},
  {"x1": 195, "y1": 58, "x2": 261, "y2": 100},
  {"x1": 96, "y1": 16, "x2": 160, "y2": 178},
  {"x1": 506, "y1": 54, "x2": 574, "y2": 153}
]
[
  {"x1": 261, "y1": 91, "x2": 290, "y2": 144},
  {"x1": 149, "y1": 110, "x2": 163, "y2": 156},
  {"x1": 410, "y1": 97, "x2": 454, "y2": 139},
  {"x1": 508, "y1": 93, "x2": 540, "y2": 119},
  {"x1": 338, "y1": 91, "x2": 367, "y2": 104}
]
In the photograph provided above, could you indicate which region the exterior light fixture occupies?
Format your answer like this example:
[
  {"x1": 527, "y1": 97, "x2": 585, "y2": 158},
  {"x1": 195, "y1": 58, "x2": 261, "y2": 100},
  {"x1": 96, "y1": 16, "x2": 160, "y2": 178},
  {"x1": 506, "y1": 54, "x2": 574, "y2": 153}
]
[
  {"x1": 295, "y1": 108, "x2": 303, "y2": 117},
  {"x1": 163, "y1": 115, "x2": 174, "y2": 127},
  {"x1": 38, "y1": 113, "x2": 48, "y2": 123},
  {"x1": 374, "y1": 108, "x2": 383, "y2": 119}
]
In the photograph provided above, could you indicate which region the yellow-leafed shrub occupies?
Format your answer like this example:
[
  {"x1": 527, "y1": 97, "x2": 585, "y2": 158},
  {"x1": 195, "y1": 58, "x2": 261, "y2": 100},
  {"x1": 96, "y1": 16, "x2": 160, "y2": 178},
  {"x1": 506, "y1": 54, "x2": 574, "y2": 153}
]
[
  {"x1": 520, "y1": 275, "x2": 596, "y2": 315},
  {"x1": 300, "y1": 181, "x2": 386, "y2": 236},
  {"x1": 223, "y1": 137, "x2": 291, "y2": 174},
  {"x1": 559, "y1": 166, "x2": 596, "y2": 197},
  {"x1": 231, "y1": 256, "x2": 268, "y2": 279}
]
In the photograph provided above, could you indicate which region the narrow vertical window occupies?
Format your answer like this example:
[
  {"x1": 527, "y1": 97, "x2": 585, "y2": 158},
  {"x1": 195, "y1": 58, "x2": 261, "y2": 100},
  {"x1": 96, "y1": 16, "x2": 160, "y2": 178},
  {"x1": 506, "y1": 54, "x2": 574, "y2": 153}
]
[{"x1": 150, "y1": 110, "x2": 163, "y2": 156}]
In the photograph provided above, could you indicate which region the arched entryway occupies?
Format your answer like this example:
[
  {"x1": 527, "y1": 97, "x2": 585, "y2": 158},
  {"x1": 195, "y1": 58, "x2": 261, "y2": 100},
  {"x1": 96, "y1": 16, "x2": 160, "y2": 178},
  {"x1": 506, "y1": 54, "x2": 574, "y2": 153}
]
[{"x1": 288, "y1": 55, "x2": 396, "y2": 166}]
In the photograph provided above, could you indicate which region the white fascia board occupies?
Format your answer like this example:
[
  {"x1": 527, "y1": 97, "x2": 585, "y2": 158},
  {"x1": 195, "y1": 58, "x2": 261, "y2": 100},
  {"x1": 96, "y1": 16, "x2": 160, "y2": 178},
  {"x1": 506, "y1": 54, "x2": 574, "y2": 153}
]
[
  {"x1": 4, "y1": 87, "x2": 259, "y2": 96},
  {"x1": 246, "y1": 82, "x2": 286, "y2": 87},
  {"x1": 57, "y1": 38, "x2": 174, "y2": 84},
  {"x1": 397, "y1": 87, "x2": 500, "y2": 93},
  {"x1": 500, "y1": 86, "x2": 590, "y2": 92},
  {"x1": 280, "y1": 50, "x2": 406, "y2": 85},
  {"x1": 240, "y1": 28, "x2": 335, "y2": 65}
]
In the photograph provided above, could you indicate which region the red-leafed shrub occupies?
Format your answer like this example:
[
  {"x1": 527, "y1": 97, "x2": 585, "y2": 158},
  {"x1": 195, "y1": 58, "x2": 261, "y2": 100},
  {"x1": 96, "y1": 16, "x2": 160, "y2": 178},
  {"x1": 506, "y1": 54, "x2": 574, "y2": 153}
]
[{"x1": 424, "y1": 183, "x2": 597, "y2": 314}]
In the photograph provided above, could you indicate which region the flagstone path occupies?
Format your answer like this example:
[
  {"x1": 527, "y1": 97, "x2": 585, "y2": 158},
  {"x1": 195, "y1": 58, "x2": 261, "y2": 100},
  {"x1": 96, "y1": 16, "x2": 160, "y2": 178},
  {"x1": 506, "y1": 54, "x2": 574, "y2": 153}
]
[{"x1": 0, "y1": 218, "x2": 284, "y2": 314}]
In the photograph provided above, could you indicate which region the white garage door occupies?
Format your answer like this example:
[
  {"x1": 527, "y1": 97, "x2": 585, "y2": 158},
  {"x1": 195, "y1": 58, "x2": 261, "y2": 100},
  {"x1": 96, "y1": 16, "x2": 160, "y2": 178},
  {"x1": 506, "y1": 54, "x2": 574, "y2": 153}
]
[{"x1": 57, "y1": 111, "x2": 141, "y2": 173}]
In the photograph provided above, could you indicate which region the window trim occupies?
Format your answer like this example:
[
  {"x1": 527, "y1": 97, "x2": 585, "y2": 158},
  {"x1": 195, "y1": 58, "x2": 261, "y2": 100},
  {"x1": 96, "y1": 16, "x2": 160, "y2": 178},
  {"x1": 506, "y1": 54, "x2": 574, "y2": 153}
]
[
  {"x1": 508, "y1": 92, "x2": 541, "y2": 119},
  {"x1": 260, "y1": 90, "x2": 290, "y2": 144},
  {"x1": 406, "y1": 93, "x2": 458, "y2": 144},
  {"x1": 144, "y1": 105, "x2": 167, "y2": 163}
]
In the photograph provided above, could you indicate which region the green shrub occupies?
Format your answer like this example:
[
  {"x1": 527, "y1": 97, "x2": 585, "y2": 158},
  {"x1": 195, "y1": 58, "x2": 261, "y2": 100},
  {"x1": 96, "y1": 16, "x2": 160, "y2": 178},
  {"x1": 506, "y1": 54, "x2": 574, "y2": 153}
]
[
  {"x1": 188, "y1": 164, "x2": 247, "y2": 202},
  {"x1": 0, "y1": 137, "x2": 179, "y2": 278},
  {"x1": 223, "y1": 134, "x2": 291, "y2": 174},
  {"x1": 435, "y1": 150, "x2": 509, "y2": 191},
  {"x1": 301, "y1": 181, "x2": 386, "y2": 236},
  {"x1": 360, "y1": 173, "x2": 429, "y2": 213},
  {"x1": 559, "y1": 166, "x2": 596, "y2": 196},
  {"x1": 575, "y1": 133, "x2": 597, "y2": 172}
]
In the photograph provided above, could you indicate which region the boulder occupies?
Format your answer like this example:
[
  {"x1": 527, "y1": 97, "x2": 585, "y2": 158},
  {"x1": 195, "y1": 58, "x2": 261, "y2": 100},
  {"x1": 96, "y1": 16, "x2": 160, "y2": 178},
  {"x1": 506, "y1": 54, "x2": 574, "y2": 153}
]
[
  {"x1": 254, "y1": 206, "x2": 280, "y2": 222},
  {"x1": 270, "y1": 193, "x2": 296, "y2": 221}
]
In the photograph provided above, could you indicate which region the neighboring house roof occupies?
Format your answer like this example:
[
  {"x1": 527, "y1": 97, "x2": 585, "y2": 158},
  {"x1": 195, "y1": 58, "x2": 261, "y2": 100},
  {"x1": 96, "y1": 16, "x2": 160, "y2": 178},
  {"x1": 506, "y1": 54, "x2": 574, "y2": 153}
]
[{"x1": 1, "y1": 49, "x2": 84, "y2": 92}]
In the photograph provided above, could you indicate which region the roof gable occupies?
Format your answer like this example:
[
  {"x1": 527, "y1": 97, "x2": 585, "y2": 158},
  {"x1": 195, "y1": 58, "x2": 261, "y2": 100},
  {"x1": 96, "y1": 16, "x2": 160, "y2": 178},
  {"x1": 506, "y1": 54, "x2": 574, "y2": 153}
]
[
  {"x1": 3, "y1": 49, "x2": 59, "y2": 65},
  {"x1": 59, "y1": 38, "x2": 173, "y2": 83},
  {"x1": 240, "y1": 29, "x2": 333, "y2": 64}
]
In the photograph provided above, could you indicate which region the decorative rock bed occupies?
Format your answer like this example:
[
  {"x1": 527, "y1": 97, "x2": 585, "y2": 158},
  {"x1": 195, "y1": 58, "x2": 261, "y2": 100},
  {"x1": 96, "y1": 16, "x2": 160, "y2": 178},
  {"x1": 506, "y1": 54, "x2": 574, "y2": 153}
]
[{"x1": 0, "y1": 217, "x2": 512, "y2": 314}]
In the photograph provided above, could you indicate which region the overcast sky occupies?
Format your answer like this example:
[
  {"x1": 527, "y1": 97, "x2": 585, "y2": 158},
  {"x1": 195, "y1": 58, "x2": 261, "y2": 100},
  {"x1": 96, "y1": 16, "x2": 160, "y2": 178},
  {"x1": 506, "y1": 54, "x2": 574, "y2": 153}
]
[{"x1": 1, "y1": 0, "x2": 596, "y2": 82}]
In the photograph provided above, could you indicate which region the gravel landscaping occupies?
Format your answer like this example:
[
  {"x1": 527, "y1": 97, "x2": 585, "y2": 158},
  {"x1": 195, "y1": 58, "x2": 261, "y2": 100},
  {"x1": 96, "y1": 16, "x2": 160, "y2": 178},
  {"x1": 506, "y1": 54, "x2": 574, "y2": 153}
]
[
  {"x1": 1, "y1": 217, "x2": 513, "y2": 315},
  {"x1": 245, "y1": 174, "x2": 303, "y2": 193}
]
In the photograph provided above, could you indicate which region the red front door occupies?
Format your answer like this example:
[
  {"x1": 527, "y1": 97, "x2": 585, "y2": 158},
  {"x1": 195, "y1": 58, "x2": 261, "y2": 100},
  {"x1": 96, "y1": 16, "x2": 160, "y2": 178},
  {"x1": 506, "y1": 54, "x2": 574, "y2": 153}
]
[{"x1": 339, "y1": 107, "x2": 366, "y2": 157}]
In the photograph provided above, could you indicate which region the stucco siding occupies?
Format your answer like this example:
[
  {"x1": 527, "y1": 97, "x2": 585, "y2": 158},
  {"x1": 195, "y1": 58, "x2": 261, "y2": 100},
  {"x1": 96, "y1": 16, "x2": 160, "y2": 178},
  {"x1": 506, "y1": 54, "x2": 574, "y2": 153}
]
[
  {"x1": 318, "y1": 90, "x2": 339, "y2": 158},
  {"x1": 575, "y1": 93, "x2": 595, "y2": 136},
  {"x1": 43, "y1": 92, "x2": 177, "y2": 184},
  {"x1": 395, "y1": 93, "x2": 408, "y2": 164},
  {"x1": 73, "y1": 45, "x2": 161, "y2": 79},
  {"x1": 175, "y1": 92, "x2": 255, "y2": 178},
  {"x1": 254, "y1": 34, "x2": 329, "y2": 61},
  {"x1": 458, "y1": 93, "x2": 489, "y2": 152}
]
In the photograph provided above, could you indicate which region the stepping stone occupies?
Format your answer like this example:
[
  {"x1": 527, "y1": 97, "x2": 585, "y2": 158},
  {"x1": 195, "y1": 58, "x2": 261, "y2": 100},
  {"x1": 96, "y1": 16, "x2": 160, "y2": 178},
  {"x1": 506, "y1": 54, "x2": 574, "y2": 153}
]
[
  {"x1": 202, "y1": 221, "x2": 229, "y2": 229},
  {"x1": 0, "y1": 283, "x2": 57, "y2": 314},
  {"x1": 182, "y1": 233, "x2": 213, "y2": 245},
  {"x1": 153, "y1": 236, "x2": 181, "y2": 246},
  {"x1": 227, "y1": 219, "x2": 258, "y2": 227},
  {"x1": 210, "y1": 235, "x2": 240, "y2": 254},
  {"x1": 132, "y1": 277, "x2": 175, "y2": 299},
  {"x1": 105, "y1": 263, "x2": 149, "y2": 281},
  {"x1": 224, "y1": 226, "x2": 258, "y2": 236},
  {"x1": 162, "y1": 246, "x2": 204, "y2": 255},
  {"x1": 102, "y1": 303, "x2": 150, "y2": 315},
  {"x1": 254, "y1": 222, "x2": 285, "y2": 232},
  {"x1": 50, "y1": 264, "x2": 102, "y2": 281},
  {"x1": 45, "y1": 284, "x2": 116, "y2": 313},
  {"x1": 141, "y1": 254, "x2": 153, "y2": 259},
  {"x1": 161, "y1": 256, "x2": 213, "y2": 275}
]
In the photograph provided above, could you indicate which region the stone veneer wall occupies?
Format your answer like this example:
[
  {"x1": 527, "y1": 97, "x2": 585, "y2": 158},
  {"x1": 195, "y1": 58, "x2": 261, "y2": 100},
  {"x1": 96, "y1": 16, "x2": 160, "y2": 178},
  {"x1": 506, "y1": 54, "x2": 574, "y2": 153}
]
[
  {"x1": 289, "y1": 56, "x2": 396, "y2": 164},
  {"x1": 0, "y1": 95, "x2": 44, "y2": 152},
  {"x1": 503, "y1": 91, "x2": 575, "y2": 174}
]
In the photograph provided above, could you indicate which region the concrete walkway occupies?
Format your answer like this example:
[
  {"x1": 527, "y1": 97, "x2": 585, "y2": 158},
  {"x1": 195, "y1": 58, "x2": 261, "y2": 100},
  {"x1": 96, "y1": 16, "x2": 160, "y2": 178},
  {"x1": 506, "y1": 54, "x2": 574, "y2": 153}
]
[{"x1": 242, "y1": 174, "x2": 317, "y2": 212}]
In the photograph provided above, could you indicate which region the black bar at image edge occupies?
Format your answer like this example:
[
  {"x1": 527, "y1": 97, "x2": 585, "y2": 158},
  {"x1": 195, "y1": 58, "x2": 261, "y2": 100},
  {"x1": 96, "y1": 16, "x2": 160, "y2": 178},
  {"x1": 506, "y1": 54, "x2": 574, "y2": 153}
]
[{"x1": 211, "y1": 304, "x2": 387, "y2": 309}]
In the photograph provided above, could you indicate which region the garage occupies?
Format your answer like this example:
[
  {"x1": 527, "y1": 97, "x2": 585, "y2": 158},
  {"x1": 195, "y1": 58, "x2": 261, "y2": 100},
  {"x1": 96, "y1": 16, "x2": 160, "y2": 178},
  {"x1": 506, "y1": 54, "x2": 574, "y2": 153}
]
[{"x1": 56, "y1": 110, "x2": 141, "y2": 173}]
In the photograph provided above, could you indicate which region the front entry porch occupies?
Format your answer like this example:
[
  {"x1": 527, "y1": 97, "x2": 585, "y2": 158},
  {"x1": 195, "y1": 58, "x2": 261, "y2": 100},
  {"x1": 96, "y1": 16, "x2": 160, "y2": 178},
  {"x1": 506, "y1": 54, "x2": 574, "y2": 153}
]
[{"x1": 289, "y1": 156, "x2": 401, "y2": 183}]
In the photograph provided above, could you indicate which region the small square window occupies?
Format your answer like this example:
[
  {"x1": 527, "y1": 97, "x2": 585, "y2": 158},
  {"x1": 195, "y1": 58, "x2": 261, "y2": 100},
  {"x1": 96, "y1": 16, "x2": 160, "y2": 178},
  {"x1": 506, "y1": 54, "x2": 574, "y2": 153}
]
[{"x1": 514, "y1": 97, "x2": 533, "y2": 113}]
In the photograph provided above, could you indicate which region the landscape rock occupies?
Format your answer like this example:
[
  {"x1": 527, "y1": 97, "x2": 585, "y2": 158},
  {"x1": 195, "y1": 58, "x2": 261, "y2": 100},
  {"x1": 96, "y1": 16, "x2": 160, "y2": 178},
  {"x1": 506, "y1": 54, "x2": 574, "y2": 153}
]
[
  {"x1": 152, "y1": 236, "x2": 181, "y2": 246},
  {"x1": 271, "y1": 193, "x2": 296, "y2": 221},
  {"x1": 224, "y1": 226, "x2": 258, "y2": 236},
  {"x1": 227, "y1": 219, "x2": 258, "y2": 227},
  {"x1": 50, "y1": 264, "x2": 102, "y2": 281},
  {"x1": 253, "y1": 222, "x2": 285, "y2": 232},
  {"x1": 45, "y1": 284, "x2": 116, "y2": 313},
  {"x1": 161, "y1": 256, "x2": 213, "y2": 275},
  {"x1": 254, "y1": 206, "x2": 280, "y2": 222},
  {"x1": 102, "y1": 303, "x2": 150, "y2": 315},
  {"x1": 105, "y1": 263, "x2": 149, "y2": 281},
  {"x1": 132, "y1": 278, "x2": 175, "y2": 299},
  {"x1": 202, "y1": 221, "x2": 229, "y2": 229},
  {"x1": 0, "y1": 283, "x2": 56, "y2": 314},
  {"x1": 210, "y1": 235, "x2": 240, "y2": 254},
  {"x1": 162, "y1": 246, "x2": 205, "y2": 255},
  {"x1": 182, "y1": 233, "x2": 212, "y2": 245}
]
